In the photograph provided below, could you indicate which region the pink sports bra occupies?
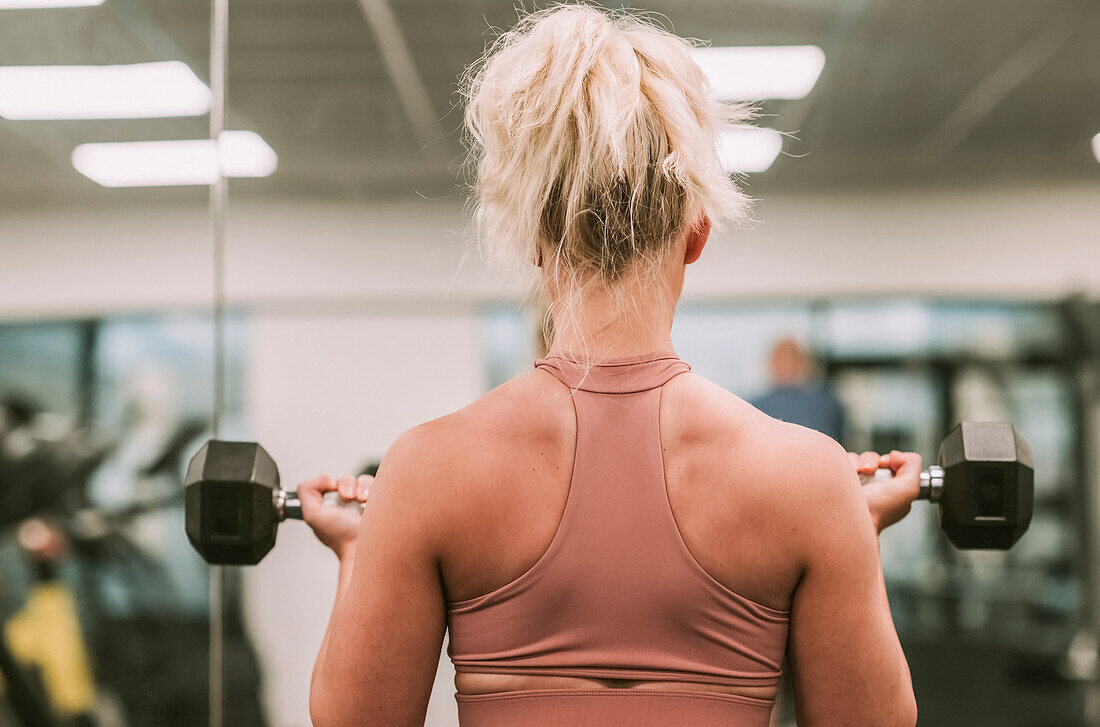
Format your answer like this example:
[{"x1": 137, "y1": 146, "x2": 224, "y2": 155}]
[{"x1": 446, "y1": 352, "x2": 790, "y2": 726}]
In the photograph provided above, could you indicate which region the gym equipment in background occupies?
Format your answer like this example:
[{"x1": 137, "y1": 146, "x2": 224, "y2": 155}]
[
  {"x1": 184, "y1": 421, "x2": 1033, "y2": 565},
  {"x1": 184, "y1": 441, "x2": 363, "y2": 565}
]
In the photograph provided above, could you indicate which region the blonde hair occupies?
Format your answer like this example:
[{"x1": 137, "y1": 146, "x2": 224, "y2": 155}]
[{"x1": 461, "y1": 3, "x2": 751, "y2": 345}]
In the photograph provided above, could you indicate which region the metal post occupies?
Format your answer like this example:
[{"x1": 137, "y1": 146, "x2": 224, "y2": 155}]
[{"x1": 208, "y1": 0, "x2": 229, "y2": 725}]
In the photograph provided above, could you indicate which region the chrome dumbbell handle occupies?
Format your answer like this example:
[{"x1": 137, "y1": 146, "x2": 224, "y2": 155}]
[
  {"x1": 919, "y1": 465, "x2": 945, "y2": 503},
  {"x1": 863, "y1": 465, "x2": 944, "y2": 502},
  {"x1": 273, "y1": 489, "x2": 300, "y2": 521},
  {"x1": 273, "y1": 489, "x2": 363, "y2": 522}
]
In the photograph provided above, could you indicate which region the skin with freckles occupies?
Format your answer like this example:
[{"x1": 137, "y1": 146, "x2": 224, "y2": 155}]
[{"x1": 300, "y1": 220, "x2": 919, "y2": 727}]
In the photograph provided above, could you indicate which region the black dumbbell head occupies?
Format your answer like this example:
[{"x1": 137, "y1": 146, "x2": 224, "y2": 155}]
[
  {"x1": 185, "y1": 440, "x2": 281, "y2": 565},
  {"x1": 938, "y1": 422, "x2": 1033, "y2": 549}
]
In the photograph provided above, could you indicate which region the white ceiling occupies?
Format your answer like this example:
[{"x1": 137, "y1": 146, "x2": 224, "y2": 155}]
[{"x1": 1, "y1": 0, "x2": 1098, "y2": 209}]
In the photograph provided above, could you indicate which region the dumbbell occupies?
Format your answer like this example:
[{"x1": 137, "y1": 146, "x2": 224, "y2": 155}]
[
  {"x1": 902, "y1": 421, "x2": 1033, "y2": 549},
  {"x1": 184, "y1": 440, "x2": 363, "y2": 565}
]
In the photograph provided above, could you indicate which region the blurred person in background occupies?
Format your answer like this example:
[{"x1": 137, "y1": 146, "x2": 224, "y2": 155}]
[{"x1": 752, "y1": 337, "x2": 846, "y2": 443}]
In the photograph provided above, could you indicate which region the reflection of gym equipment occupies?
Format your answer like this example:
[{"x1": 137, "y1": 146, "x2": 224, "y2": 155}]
[
  {"x1": 0, "y1": 407, "x2": 259, "y2": 727},
  {"x1": 0, "y1": 520, "x2": 97, "y2": 727},
  {"x1": 184, "y1": 441, "x2": 362, "y2": 565},
  {"x1": 0, "y1": 405, "x2": 109, "y2": 726},
  {"x1": 0, "y1": 632, "x2": 57, "y2": 727},
  {"x1": 4, "y1": 582, "x2": 97, "y2": 721},
  {"x1": 184, "y1": 421, "x2": 1033, "y2": 566},
  {"x1": 0, "y1": 431, "x2": 114, "y2": 532}
]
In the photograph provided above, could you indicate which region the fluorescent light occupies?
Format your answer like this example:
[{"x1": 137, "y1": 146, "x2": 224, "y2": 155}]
[
  {"x1": 0, "y1": 61, "x2": 210, "y2": 120},
  {"x1": 216, "y1": 131, "x2": 280, "y2": 178},
  {"x1": 1093, "y1": 132, "x2": 1100, "y2": 163},
  {"x1": 691, "y1": 45, "x2": 825, "y2": 101},
  {"x1": 73, "y1": 140, "x2": 220, "y2": 187},
  {"x1": 71, "y1": 131, "x2": 278, "y2": 187},
  {"x1": 719, "y1": 128, "x2": 783, "y2": 173},
  {"x1": 0, "y1": 0, "x2": 103, "y2": 7}
]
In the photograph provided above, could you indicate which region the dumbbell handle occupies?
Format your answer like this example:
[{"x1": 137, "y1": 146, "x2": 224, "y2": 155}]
[
  {"x1": 273, "y1": 489, "x2": 364, "y2": 522},
  {"x1": 865, "y1": 465, "x2": 945, "y2": 503},
  {"x1": 918, "y1": 465, "x2": 945, "y2": 503}
]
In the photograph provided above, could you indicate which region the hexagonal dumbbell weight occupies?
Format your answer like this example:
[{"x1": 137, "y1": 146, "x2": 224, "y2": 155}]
[
  {"x1": 917, "y1": 422, "x2": 1033, "y2": 549},
  {"x1": 185, "y1": 440, "x2": 362, "y2": 565}
]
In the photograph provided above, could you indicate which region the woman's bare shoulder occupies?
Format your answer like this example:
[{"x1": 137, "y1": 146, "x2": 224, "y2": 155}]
[
  {"x1": 376, "y1": 370, "x2": 573, "y2": 503},
  {"x1": 662, "y1": 373, "x2": 853, "y2": 508},
  {"x1": 374, "y1": 369, "x2": 576, "y2": 575},
  {"x1": 398, "y1": 369, "x2": 568, "y2": 446}
]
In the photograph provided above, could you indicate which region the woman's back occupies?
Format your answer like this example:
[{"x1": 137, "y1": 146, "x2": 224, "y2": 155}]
[
  {"x1": 432, "y1": 352, "x2": 856, "y2": 725},
  {"x1": 439, "y1": 355, "x2": 812, "y2": 606}
]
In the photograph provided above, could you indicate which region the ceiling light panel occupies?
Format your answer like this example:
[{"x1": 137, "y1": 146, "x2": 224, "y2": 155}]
[
  {"x1": 0, "y1": 61, "x2": 210, "y2": 120},
  {"x1": 71, "y1": 131, "x2": 278, "y2": 187},
  {"x1": 718, "y1": 128, "x2": 783, "y2": 173},
  {"x1": 691, "y1": 45, "x2": 826, "y2": 101},
  {"x1": 0, "y1": 0, "x2": 104, "y2": 7}
]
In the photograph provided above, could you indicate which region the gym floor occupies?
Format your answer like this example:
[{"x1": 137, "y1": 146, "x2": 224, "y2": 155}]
[{"x1": 0, "y1": 1, "x2": 1098, "y2": 726}]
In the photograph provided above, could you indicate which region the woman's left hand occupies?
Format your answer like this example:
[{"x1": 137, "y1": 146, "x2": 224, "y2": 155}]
[{"x1": 299, "y1": 473, "x2": 372, "y2": 560}]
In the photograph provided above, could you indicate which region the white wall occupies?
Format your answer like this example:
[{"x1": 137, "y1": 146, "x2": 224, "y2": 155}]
[
  {"x1": 244, "y1": 311, "x2": 484, "y2": 727},
  {"x1": 0, "y1": 182, "x2": 1098, "y2": 323},
  {"x1": 686, "y1": 184, "x2": 1100, "y2": 300}
]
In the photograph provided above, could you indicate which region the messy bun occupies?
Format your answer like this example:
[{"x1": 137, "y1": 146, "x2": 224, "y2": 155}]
[{"x1": 461, "y1": 3, "x2": 750, "y2": 336}]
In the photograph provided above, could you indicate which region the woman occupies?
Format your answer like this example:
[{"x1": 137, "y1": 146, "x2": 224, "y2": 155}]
[{"x1": 302, "y1": 5, "x2": 919, "y2": 726}]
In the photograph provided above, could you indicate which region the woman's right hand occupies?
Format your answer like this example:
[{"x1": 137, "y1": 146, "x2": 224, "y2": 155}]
[{"x1": 849, "y1": 450, "x2": 923, "y2": 534}]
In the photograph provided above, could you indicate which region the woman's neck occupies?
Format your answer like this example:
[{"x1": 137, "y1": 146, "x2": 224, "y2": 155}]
[
  {"x1": 549, "y1": 331, "x2": 675, "y2": 360},
  {"x1": 547, "y1": 299, "x2": 676, "y2": 360},
  {"x1": 542, "y1": 251, "x2": 685, "y2": 361}
]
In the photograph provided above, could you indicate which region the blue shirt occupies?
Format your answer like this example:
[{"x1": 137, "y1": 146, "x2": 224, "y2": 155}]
[{"x1": 751, "y1": 385, "x2": 846, "y2": 443}]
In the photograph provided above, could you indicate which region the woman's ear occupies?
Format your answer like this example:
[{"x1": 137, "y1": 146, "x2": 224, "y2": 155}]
[{"x1": 684, "y1": 215, "x2": 711, "y2": 265}]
